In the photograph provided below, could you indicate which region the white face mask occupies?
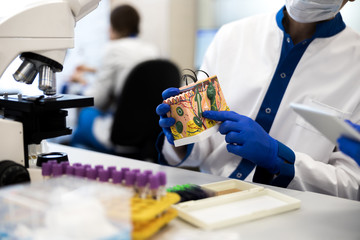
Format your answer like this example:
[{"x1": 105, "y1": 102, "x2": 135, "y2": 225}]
[{"x1": 285, "y1": 0, "x2": 343, "y2": 23}]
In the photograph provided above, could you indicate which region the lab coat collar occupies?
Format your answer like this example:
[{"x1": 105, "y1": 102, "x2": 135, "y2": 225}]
[{"x1": 276, "y1": 6, "x2": 346, "y2": 39}]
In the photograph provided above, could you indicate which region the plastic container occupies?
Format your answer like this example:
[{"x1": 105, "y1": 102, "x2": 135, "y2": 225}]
[
  {"x1": 0, "y1": 176, "x2": 132, "y2": 240},
  {"x1": 174, "y1": 179, "x2": 301, "y2": 230}
]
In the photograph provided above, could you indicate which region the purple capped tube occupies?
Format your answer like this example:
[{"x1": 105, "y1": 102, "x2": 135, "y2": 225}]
[
  {"x1": 144, "y1": 170, "x2": 153, "y2": 177},
  {"x1": 157, "y1": 171, "x2": 167, "y2": 197},
  {"x1": 98, "y1": 169, "x2": 110, "y2": 182},
  {"x1": 125, "y1": 171, "x2": 136, "y2": 195},
  {"x1": 83, "y1": 164, "x2": 92, "y2": 170},
  {"x1": 75, "y1": 166, "x2": 86, "y2": 178},
  {"x1": 42, "y1": 162, "x2": 52, "y2": 180},
  {"x1": 65, "y1": 165, "x2": 75, "y2": 176},
  {"x1": 95, "y1": 165, "x2": 104, "y2": 175},
  {"x1": 107, "y1": 166, "x2": 117, "y2": 179},
  {"x1": 136, "y1": 173, "x2": 148, "y2": 199},
  {"x1": 112, "y1": 170, "x2": 123, "y2": 184},
  {"x1": 60, "y1": 162, "x2": 70, "y2": 173},
  {"x1": 52, "y1": 164, "x2": 63, "y2": 177},
  {"x1": 149, "y1": 174, "x2": 160, "y2": 200},
  {"x1": 121, "y1": 167, "x2": 130, "y2": 175},
  {"x1": 86, "y1": 168, "x2": 97, "y2": 180}
]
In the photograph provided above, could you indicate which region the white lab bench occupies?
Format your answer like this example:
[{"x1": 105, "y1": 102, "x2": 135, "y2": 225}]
[{"x1": 47, "y1": 142, "x2": 360, "y2": 240}]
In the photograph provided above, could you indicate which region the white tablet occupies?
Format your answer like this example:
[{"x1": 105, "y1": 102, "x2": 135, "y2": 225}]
[{"x1": 290, "y1": 103, "x2": 360, "y2": 145}]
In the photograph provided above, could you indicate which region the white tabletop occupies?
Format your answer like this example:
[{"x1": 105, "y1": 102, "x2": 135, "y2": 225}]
[{"x1": 48, "y1": 143, "x2": 360, "y2": 240}]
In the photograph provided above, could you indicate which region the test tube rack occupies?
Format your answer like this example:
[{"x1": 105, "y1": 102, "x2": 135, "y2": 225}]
[{"x1": 132, "y1": 193, "x2": 179, "y2": 240}]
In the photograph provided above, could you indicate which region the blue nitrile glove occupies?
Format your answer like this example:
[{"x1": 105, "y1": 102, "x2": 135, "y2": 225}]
[
  {"x1": 203, "y1": 110, "x2": 280, "y2": 174},
  {"x1": 337, "y1": 120, "x2": 360, "y2": 166},
  {"x1": 156, "y1": 87, "x2": 181, "y2": 145}
]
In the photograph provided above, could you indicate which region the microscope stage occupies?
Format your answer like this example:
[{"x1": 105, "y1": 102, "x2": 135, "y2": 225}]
[{"x1": 0, "y1": 94, "x2": 94, "y2": 112}]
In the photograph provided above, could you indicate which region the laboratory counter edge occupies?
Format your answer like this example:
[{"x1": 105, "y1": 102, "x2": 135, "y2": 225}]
[{"x1": 29, "y1": 143, "x2": 360, "y2": 240}]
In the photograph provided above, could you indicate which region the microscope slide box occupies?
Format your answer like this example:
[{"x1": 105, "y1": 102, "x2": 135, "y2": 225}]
[{"x1": 174, "y1": 180, "x2": 301, "y2": 230}]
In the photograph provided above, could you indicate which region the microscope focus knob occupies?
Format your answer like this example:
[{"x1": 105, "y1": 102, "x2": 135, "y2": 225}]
[{"x1": 0, "y1": 160, "x2": 30, "y2": 187}]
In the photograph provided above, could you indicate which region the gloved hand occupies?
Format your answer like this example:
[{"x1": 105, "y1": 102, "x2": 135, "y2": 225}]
[
  {"x1": 202, "y1": 110, "x2": 280, "y2": 174},
  {"x1": 156, "y1": 87, "x2": 180, "y2": 145},
  {"x1": 337, "y1": 120, "x2": 360, "y2": 166}
]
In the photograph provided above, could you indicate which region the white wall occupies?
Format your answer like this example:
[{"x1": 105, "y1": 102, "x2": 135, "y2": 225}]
[
  {"x1": 341, "y1": 1, "x2": 360, "y2": 33},
  {"x1": 198, "y1": 0, "x2": 360, "y2": 31},
  {"x1": 213, "y1": 0, "x2": 284, "y2": 28},
  {"x1": 111, "y1": 0, "x2": 170, "y2": 58},
  {"x1": 112, "y1": 0, "x2": 196, "y2": 70},
  {"x1": 168, "y1": 0, "x2": 196, "y2": 70}
]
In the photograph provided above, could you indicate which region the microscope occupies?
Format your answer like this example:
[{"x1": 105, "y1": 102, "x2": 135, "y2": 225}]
[{"x1": 0, "y1": 0, "x2": 100, "y2": 172}]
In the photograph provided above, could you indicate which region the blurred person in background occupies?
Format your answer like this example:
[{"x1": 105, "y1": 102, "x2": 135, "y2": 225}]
[{"x1": 70, "y1": 4, "x2": 159, "y2": 153}]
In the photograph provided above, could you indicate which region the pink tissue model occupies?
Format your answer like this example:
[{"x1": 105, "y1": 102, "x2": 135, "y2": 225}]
[{"x1": 164, "y1": 75, "x2": 230, "y2": 147}]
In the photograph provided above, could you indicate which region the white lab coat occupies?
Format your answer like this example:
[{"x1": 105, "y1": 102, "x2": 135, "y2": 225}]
[
  {"x1": 162, "y1": 11, "x2": 360, "y2": 200},
  {"x1": 84, "y1": 37, "x2": 159, "y2": 148},
  {"x1": 84, "y1": 37, "x2": 159, "y2": 110}
]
